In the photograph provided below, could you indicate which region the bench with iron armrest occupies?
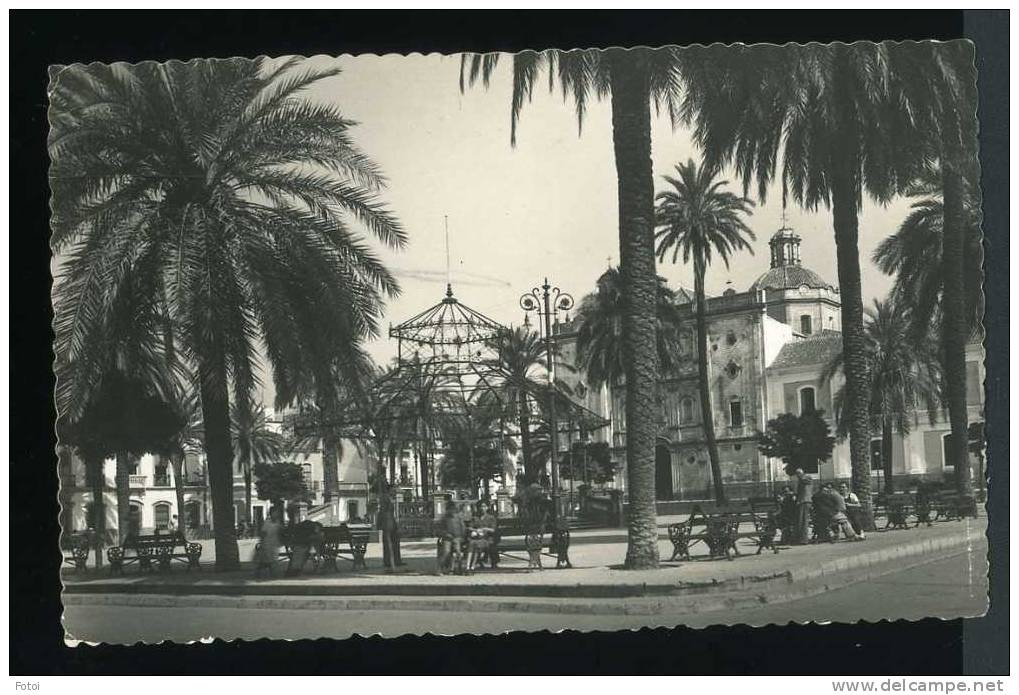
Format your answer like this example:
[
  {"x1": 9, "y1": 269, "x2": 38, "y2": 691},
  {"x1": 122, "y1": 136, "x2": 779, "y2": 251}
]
[
  {"x1": 747, "y1": 497, "x2": 782, "y2": 554},
  {"x1": 106, "y1": 532, "x2": 202, "y2": 574},
  {"x1": 494, "y1": 517, "x2": 571, "y2": 569},
  {"x1": 932, "y1": 490, "x2": 978, "y2": 521},
  {"x1": 275, "y1": 523, "x2": 376, "y2": 572},
  {"x1": 61, "y1": 533, "x2": 91, "y2": 572},
  {"x1": 873, "y1": 493, "x2": 916, "y2": 530},
  {"x1": 667, "y1": 508, "x2": 739, "y2": 561},
  {"x1": 668, "y1": 503, "x2": 776, "y2": 561},
  {"x1": 438, "y1": 517, "x2": 571, "y2": 570}
]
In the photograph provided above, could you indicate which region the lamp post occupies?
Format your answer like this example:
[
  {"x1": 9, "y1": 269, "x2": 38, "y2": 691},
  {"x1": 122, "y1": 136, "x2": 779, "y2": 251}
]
[{"x1": 520, "y1": 278, "x2": 574, "y2": 528}]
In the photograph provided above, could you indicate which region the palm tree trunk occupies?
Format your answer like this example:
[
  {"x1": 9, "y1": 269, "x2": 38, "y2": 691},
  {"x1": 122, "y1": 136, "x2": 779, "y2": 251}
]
[
  {"x1": 881, "y1": 418, "x2": 895, "y2": 494},
  {"x1": 85, "y1": 453, "x2": 106, "y2": 567},
  {"x1": 171, "y1": 452, "x2": 187, "y2": 534},
  {"x1": 197, "y1": 357, "x2": 241, "y2": 571},
  {"x1": 831, "y1": 170, "x2": 876, "y2": 531},
  {"x1": 114, "y1": 452, "x2": 134, "y2": 542},
  {"x1": 388, "y1": 443, "x2": 397, "y2": 485},
  {"x1": 236, "y1": 435, "x2": 252, "y2": 526},
  {"x1": 321, "y1": 433, "x2": 338, "y2": 504},
  {"x1": 243, "y1": 466, "x2": 253, "y2": 528},
  {"x1": 695, "y1": 256, "x2": 726, "y2": 505},
  {"x1": 319, "y1": 392, "x2": 339, "y2": 504},
  {"x1": 609, "y1": 48, "x2": 660, "y2": 569},
  {"x1": 518, "y1": 394, "x2": 534, "y2": 481},
  {"x1": 941, "y1": 141, "x2": 974, "y2": 500}
]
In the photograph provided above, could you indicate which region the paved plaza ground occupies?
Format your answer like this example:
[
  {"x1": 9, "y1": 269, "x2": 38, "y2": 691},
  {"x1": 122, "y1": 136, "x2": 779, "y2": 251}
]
[
  {"x1": 62, "y1": 516, "x2": 986, "y2": 604},
  {"x1": 63, "y1": 542, "x2": 988, "y2": 642}
]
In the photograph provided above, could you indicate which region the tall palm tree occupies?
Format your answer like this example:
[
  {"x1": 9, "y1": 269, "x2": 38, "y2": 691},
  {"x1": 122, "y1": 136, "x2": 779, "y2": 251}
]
[
  {"x1": 873, "y1": 168, "x2": 983, "y2": 340},
  {"x1": 884, "y1": 41, "x2": 982, "y2": 498},
  {"x1": 461, "y1": 48, "x2": 684, "y2": 567},
  {"x1": 163, "y1": 385, "x2": 204, "y2": 534},
  {"x1": 826, "y1": 300, "x2": 942, "y2": 494},
  {"x1": 230, "y1": 395, "x2": 287, "y2": 526},
  {"x1": 682, "y1": 42, "x2": 922, "y2": 529},
  {"x1": 49, "y1": 58, "x2": 405, "y2": 569},
  {"x1": 653, "y1": 159, "x2": 755, "y2": 505},
  {"x1": 573, "y1": 266, "x2": 685, "y2": 390},
  {"x1": 481, "y1": 327, "x2": 561, "y2": 483}
]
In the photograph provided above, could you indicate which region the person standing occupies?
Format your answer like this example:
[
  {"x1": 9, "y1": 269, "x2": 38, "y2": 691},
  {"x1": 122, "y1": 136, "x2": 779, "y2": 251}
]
[
  {"x1": 793, "y1": 469, "x2": 814, "y2": 545},
  {"x1": 254, "y1": 506, "x2": 284, "y2": 579},
  {"x1": 379, "y1": 488, "x2": 403, "y2": 572}
]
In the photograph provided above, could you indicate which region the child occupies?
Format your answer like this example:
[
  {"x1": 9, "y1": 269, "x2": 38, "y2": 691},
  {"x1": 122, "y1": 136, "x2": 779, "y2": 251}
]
[{"x1": 435, "y1": 504, "x2": 465, "y2": 576}]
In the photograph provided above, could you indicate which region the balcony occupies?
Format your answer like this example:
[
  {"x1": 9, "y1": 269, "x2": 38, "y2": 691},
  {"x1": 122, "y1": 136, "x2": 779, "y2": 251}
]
[{"x1": 128, "y1": 474, "x2": 147, "y2": 488}]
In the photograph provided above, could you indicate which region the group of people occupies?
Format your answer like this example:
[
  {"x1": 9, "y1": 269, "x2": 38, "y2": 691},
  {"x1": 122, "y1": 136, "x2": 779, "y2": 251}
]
[
  {"x1": 252, "y1": 490, "x2": 504, "y2": 578},
  {"x1": 778, "y1": 469, "x2": 867, "y2": 545},
  {"x1": 434, "y1": 500, "x2": 500, "y2": 576}
]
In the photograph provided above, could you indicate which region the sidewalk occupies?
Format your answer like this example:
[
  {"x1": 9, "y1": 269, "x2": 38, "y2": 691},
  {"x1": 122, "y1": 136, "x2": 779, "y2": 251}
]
[{"x1": 63, "y1": 517, "x2": 986, "y2": 611}]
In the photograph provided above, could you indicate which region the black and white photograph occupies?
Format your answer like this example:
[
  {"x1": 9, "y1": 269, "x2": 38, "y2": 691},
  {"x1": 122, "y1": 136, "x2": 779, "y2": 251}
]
[{"x1": 45, "y1": 34, "x2": 993, "y2": 647}]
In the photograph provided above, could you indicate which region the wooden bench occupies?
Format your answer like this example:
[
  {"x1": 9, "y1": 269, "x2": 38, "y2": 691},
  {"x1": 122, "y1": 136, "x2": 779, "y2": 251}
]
[
  {"x1": 667, "y1": 502, "x2": 779, "y2": 561},
  {"x1": 271, "y1": 523, "x2": 376, "y2": 572},
  {"x1": 106, "y1": 531, "x2": 203, "y2": 574},
  {"x1": 61, "y1": 533, "x2": 91, "y2": 572}
]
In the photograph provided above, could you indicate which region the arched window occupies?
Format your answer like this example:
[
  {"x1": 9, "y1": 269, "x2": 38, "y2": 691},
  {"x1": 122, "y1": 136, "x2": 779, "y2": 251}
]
[
  {"x1": 680, "y1": 397, "x2": 694, "y2": 424},
  {"x1": 800, "y1": 315, "x2": 813, "y2": 335},
  {"x1": 799, "y1": 387, "x2": 816, "y2": 415},
  {"x1": 153, "y1": 502, "x2": 171, "y2": 530}
]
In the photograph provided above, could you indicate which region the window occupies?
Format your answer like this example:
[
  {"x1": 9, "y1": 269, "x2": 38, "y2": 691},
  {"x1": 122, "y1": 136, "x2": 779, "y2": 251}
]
[
  {"x1": 153, "y1": 502, "x2": 171, "y2": 530},
  {"x1": 154, "y1": 458, "x2": 170, "y2": 487},
  {"x1": 726, "y1": 331, "x2": 737, "y2": 346},
  {"x1": 800, "y1": 315, "x2": 813, "y2": 335},
  {"x1": 870, "y1": 438, "x2": 884, "y2": 471},
  {"x1": 799, "y1": 387, "x2": 816, "y2": 415},
  {"x1": 680, "y1": 397, "x2": 694, "y2": 424},
  {"x1": 729, "y1": 400, "x2": 744, "y2": 428},
  {"x1": 347, "y1": 500, "x2": 359, "y2": 521},
  {"x1": 942, "y1": 433, "x2": 955, "y2": 471},
  {"x1": 725, "y1": 361, "x2": 742, "y2": 379}
]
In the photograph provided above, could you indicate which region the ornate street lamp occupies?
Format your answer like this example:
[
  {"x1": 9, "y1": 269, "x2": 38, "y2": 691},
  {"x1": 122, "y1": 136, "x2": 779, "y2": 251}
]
[{"x1": 520, "y1": 278, "x2": 574, "y2": 528}]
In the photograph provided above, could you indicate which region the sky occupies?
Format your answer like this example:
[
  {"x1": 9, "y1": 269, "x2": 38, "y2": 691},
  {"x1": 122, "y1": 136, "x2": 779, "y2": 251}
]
[{"x1": 293, "y1": 52, "x2": 912, "y2": 376}]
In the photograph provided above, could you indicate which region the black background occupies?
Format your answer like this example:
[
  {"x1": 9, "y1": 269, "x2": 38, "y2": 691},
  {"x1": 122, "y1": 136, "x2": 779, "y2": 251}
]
[{"x1": 10, "y1": 9, "x2": 1009, "y2": 675}]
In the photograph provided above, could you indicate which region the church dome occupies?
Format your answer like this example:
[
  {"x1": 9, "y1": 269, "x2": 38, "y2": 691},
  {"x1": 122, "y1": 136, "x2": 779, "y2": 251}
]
[
  {"x1": 750, "y1": 264, "x2": 834, "y2": 292},
  {"x1": 750, "y1": 225, "x2": 835, "y2": 292}
]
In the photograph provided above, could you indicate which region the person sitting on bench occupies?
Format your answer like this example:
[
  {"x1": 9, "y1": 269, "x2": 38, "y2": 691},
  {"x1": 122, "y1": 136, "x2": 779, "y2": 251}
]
[
  {"x1": 466, "y1": 500, "x2": 498, "y2": 573},
  {"x1": 435, "y1": 504, "x2": 465, "y2": 576}
]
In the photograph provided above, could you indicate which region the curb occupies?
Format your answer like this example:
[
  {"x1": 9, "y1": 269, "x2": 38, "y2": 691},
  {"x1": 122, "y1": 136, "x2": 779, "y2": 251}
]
[{"x1": 62, "y1": 525, "x2": 983, "y2": 614}]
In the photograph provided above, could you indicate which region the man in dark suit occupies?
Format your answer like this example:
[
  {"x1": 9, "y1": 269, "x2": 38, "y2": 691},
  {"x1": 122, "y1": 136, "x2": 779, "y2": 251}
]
[{"x1": 379, "y1": 488, "x2": 403, "y2": 571}]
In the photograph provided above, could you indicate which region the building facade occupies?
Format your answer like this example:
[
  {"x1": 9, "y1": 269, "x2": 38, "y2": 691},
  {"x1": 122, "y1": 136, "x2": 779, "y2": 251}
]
[{"x1": 558, "y1": 226, "x2": 985, "y2": 501}]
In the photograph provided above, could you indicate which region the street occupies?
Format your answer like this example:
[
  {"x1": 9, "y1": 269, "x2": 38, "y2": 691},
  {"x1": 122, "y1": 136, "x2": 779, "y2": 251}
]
[{"x1": 63, "y1": 542, "x2": 988, "y2": 643}]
